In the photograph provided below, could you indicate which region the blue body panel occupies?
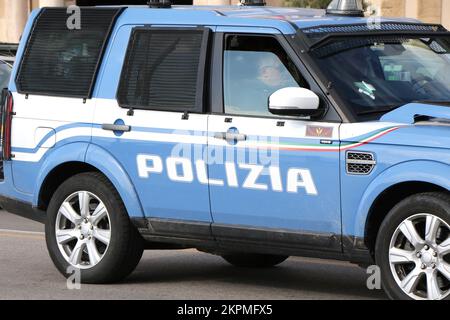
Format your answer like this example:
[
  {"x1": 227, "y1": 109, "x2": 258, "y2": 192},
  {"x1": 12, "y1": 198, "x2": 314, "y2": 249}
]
[
  {"x1": 351, "y1": 160, "x2": 450, "y2": 237},
  {"x1": 94, "y1": 24, "x2": 135, "y2": 99},
  {"x1": 208, "y1": 146, "x2": 341, "y2": 233},
  {"x1": 8, "y1": 9, "x2": 40, "y2": 93},
  {"x1": 381, "y1": 103, "x2": 450, "y2": 124},
  {"x1": 340, "y1": 123, "x2": 450, "y2": 237},
  {"x1": 11, "y1": 123, "x2": 92, "y2": 194},
  {"x1": 90, "y1": 136, "x2": 212, "y2": 221},
  {"x1": 85, "y1": 144, "x2": 145, "y2": 219},
  {"x1": 0, "y1": 162, "x2": 34, "y2": 203}
]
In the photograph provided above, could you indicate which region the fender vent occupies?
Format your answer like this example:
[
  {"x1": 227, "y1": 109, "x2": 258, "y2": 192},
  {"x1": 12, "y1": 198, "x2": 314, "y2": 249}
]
[{"x1": 346, "y1": 151, "x2": 376, "y2": 175}]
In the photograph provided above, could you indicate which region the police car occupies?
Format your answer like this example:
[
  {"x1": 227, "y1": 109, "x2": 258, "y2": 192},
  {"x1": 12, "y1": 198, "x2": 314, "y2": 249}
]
[{"x1": 0, "y1": 0, "x2": 449, "y2": 300}]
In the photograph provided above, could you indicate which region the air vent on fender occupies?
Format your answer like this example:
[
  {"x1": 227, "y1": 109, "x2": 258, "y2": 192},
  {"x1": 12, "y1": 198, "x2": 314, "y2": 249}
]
[{"x1": 346, "y1": 151, "x2": 376, "y2": 175}]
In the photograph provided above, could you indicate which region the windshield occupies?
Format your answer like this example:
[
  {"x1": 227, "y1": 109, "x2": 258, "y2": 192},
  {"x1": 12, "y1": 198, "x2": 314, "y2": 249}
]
[
  {"x1": 310, "y1": 36, "x2": 450, "y2": 118},
  {"x1": 0, "y1": 61, "x2": 12, "y2": 90}
]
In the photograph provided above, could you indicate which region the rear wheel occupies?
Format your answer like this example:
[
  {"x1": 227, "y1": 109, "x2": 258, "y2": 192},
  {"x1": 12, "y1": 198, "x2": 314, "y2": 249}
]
[
  {"x1": 222, "y1": 253, "x2": 288, "y2": 268},
  {"x1": 376, "y1": 193, "x2": 450, "y2": 300},
  {"x1": 45, "y1": 172, "x2": 144, "y2": 284}
]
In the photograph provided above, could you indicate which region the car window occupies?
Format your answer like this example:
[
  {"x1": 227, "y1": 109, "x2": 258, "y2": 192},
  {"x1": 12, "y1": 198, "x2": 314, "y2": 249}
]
[
  {"x1": 118, "y1": 28, "x2": 209, "y2": 113},
  {"x1": 311, "y1": 37, "x2": 450, "y2": 118},
  {"x1": 223, "y1": 35, "x2": 307, "y2": 117},
  {"x1": 0, "y1": 62, "x2": 12, "y2": 90},
  {"x1": 16, "y1": 8, "x2": 121, "y2": 98}
]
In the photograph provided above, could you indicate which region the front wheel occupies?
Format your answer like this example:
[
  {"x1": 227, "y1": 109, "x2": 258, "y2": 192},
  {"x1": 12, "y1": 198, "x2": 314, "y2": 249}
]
[
  {"x1": 222, "y1": 253, "x2": 289, "y2": 268},
  {"x1": 45, "y1": 172, "x2": 144, "y2": 284},
  {"x1": 376, "y1": 192, "x2": 450, "y2": 300}
]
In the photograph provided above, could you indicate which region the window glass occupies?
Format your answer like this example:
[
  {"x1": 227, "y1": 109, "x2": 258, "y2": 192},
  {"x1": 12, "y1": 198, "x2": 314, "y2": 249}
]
[
  {"x1": 117, "y1": 28, "x2": 208, "y2": 112},
  {"x1": 224, "y1": 35, "x2": 306, "y2": 117},
  {"x1": 16, "y1": 8, "x2": 121, "y2": 98},
  {"x1": 311, "y1": 37, "x2": 450, "y2": 118}
]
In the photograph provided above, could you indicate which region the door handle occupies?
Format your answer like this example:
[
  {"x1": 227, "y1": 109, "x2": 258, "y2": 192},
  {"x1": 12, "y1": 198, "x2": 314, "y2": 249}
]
[
  {"x1": 214, "y1": 132, "x2": 247, "y2": 142},
  {"x1": 101, "y1": 123, "x2": 131, "y2": 132}
]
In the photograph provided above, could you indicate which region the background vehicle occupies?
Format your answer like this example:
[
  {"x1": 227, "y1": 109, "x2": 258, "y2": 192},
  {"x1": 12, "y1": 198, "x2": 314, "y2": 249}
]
[
  {"x1": 0, "y1": 0, "x2": 449, "y2": 300},
  {"x1": 0, "y1": 43, "x2": 17, "y2": 65},
  {"x1": 0, "y1": 60, "x2": 12, "y2": 90}
]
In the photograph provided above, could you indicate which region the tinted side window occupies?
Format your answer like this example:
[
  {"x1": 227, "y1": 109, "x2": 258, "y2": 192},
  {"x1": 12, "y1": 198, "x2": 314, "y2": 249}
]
[
  {"x1": 16, "y1": 8, "x2": 122, "y2": 98},
  {"x1": 117, "y1": 28, "x2": 210, "y2": 113},
  {"x1": 223, "y1": 35, "x2": 307, "y2": 117}
]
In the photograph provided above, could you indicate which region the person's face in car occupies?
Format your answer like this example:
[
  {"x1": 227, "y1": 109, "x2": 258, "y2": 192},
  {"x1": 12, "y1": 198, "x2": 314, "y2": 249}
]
[
  {"x1": 257, "y1": 56, "x2": 284, "y2": 88},
  {"x1": 258, "y1": 65, "x2": 283, "y2": 87}
]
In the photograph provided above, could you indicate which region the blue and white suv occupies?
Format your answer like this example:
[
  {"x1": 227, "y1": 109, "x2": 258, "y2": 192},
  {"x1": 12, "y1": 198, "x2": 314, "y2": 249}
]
[{"x1": 1, "y1": 0, "x2": 450, "y2": 300}]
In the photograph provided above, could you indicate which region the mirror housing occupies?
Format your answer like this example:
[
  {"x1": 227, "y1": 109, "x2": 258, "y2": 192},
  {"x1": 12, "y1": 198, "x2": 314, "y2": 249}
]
[{"x1": 269, "y1": 87, "x2": 322, "y2": 117}]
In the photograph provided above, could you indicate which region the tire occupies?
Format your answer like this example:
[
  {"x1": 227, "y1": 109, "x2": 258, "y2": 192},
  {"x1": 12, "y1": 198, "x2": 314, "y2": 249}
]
[
  {"x1": 222, "y1": 253, "x2": 289, "y2": 268},
  {"x1": 45, "y1": 172, "x2": 144, "y2": 284},
  {"x1": 375, "y1": 192, "x2": 450, "y2": 300}
]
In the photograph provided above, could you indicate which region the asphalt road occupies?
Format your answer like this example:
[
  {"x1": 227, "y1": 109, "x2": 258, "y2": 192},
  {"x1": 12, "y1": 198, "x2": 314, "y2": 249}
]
[{"x1": 0, "y1": 210, "x2": 386, "y2": 300}]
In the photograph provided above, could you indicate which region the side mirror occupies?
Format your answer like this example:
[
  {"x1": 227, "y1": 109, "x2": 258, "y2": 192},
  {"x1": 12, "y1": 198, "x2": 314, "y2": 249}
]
[{"x1": 269, "y1": 87, "x2": 321, "y2": 117}]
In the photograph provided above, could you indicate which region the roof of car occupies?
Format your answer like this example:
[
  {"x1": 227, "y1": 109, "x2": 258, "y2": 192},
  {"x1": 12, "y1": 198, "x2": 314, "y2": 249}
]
[{"x1": 110, "y1": 5, "x2": 421, "y2": 34}]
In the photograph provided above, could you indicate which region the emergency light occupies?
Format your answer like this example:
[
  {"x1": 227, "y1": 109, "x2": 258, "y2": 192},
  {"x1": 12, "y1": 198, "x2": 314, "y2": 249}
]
[
  {"x1": 147, "y1": 0, "x2": 172, "y2": 8},
  {"x1": 326, "y1": 0, "x2": 365, "y2": 17},
  {"x1": 239, "y1": 0, "x2": 267, "y2": 6}
]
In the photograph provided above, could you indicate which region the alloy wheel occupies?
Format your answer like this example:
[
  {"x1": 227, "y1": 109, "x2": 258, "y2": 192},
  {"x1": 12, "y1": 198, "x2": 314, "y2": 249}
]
[
  {"x1": 55, "y1": 191, "x2": 111, "y2": 269},
  {"x1": 389, "y1": 213, "x2": 450, "y2": 300}
]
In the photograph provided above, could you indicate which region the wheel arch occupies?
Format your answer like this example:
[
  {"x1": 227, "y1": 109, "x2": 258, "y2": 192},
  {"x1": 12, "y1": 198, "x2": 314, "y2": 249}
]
[
  {"x1": 34, "y1": 143, "x2": 145, "y2": 219},
  {"x1": 354, "y1": 160, "x2": 450, "y2": 256},
  {"x1": 37, "y1": 161, "x2": 100, "y2": 211},
  {"x1": 364, "y1": 181, "x2": 448, "y2": 255}
]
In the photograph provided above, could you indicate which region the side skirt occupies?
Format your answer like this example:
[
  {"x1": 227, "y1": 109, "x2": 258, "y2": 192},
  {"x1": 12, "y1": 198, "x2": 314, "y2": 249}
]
[{"x1": 132, "y1": 217, "x2": 374, "y2": 265}]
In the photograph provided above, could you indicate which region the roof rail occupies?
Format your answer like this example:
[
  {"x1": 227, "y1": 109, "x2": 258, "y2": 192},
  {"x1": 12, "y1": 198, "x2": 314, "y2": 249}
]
[{"x1": 299, "y1": 22, "x2": 450, "y2": 51}]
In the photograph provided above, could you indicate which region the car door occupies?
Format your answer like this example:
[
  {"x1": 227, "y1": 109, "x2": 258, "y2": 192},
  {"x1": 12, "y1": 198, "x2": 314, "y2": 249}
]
[
  {"x1": 93, "y1": 26, "x2": 213, "y2": 225},
  {"x1": 208, "y1": 30, "x2": 342, "y2": 250}
]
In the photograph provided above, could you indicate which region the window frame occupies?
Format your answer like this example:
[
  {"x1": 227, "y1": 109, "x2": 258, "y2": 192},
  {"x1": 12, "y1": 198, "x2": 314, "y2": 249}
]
[
  {"x1": 211, "y1": 31, "x2": 341, "y2": 122},
  {"x1": 116, "y1": 26, "x2": 211, "y2": 114}
]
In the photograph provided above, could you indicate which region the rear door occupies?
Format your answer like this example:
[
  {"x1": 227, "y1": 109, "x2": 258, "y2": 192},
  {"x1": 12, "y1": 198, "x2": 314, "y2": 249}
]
[{"x1": 93, "y1": 26, "x2": 213, "y2": 226}]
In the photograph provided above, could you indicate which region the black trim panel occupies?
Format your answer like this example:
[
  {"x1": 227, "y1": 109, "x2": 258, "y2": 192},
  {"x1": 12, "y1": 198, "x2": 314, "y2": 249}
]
[
  {"x1": 131, "y1": 218, "x2": 375, "y2": 264},
  {"x1": 147, "y1": 218, "x2": 212, "y2": 239},
  {"x1": 0, "y1": 196, "x2": 46, "y2": 224},
  {"x1": 212, "y1": 223, "x2": 341, "y2": 252},
  {"x1": 342, "y1": 235, "x2": 374, "y2": 265}
]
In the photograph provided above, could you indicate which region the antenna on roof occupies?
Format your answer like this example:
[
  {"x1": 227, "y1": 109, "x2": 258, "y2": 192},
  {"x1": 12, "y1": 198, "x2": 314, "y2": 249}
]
[
  {"x1": 147, "y1": 0, "x2": 172, "y2": 9},
  {"x1": 239, "y1": 0, "x2": 266, "y2": 6},
  {"x1": 326, "y1": 0, "x2": 365, "y2": 17}
]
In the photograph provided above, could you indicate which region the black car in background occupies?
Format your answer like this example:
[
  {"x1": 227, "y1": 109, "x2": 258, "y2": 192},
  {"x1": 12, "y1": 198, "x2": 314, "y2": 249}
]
[
  {"x1": 0, "y1": 43, "x2": 16, "y2": 88},
  {"x1": 0, "y1": 43, "x2": 15, "y2": 184},
  {"x1": 0, "y1": 60, "x2": 12, "y2": 89}
]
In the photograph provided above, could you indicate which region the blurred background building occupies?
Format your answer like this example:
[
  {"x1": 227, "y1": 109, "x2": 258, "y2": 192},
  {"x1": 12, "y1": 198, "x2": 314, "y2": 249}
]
[{"x1": 0, "y1": 0, "x2": 449, "y2": 43}]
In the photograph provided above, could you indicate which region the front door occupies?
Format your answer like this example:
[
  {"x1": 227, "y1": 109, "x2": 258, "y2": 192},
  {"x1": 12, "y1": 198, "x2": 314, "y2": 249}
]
[{"x1": 208, "y1": 31, "x2": 342, "y2": 247}]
